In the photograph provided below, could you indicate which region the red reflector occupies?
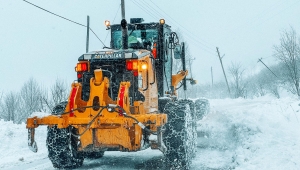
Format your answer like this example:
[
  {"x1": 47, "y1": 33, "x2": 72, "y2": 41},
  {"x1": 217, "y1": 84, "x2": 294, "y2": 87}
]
[
  {"x1": 126, "y1": 61, "x2": 133, "y2": 71},
  {"x1": 133, "y1": 71, "x2": 138, "y2": 77},
  {"x1": 77, "y1": 73, "x2": 82, "y2": 79},
  {"x1": 69, "y1": 87, "x2": 78, "y2": 117},
  {"x1": 118, "y1": 86, "x2": 125, "y2": 116},
  {"x1": 152, "y1": 43, "x2": 157, "y2": 59}
]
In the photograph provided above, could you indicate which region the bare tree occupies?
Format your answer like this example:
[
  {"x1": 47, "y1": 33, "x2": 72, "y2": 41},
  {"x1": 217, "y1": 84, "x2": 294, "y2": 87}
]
[
  {"x1": 0, "y1": 92, "x2": 22, "y2": 123},
  {"x1": 20, "y1": 78, "x2": 43, "y2": 120},
  {"x1": 0, "y1": 78, "x2": 70, "y2": 123},
  {"x1": 40, "y1": 79, "x2": 70, "y2": 112},
  {"x1": 51, "y1": 78, "x2": 69, "y2": 105},
  {"x1": 273, "y1": 27, "x2": 300, "y2": 97},
  {"x1": 253, "y1": 66, "x2": 281, "y2": 98},
  {"x1": 39, "y1": 85, "x2": 52, "y2": 113},
  {"x1": 228, "y1": 62, "x2": 246, "y2": 98}
]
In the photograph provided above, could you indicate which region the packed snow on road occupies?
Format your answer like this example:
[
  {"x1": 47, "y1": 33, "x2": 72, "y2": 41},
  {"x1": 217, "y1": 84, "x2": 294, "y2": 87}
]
[{"x1": 1, "y1": 95, "x2": 300, "y2": 169}]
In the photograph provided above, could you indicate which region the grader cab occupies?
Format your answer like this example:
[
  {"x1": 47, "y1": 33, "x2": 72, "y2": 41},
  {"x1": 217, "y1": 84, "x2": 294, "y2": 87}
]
[{"x1": 26, "y1": 17, "x2": 198, "y2": 169}]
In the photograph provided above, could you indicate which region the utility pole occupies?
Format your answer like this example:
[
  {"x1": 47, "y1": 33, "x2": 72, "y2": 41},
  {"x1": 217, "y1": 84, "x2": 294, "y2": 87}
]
[
  {"x1": 86, "y1": 15, "x2": 90, "y2": 53},
  {"x1": 258, "y1": 58, "x2": 278, "y2": 78},
  {"x1": 187, "y1": 56, "x2": 195, "y2": 78},
  {"x1": 187, "y1": 56, "x2": 195, "y2": 98},
  {"x1": 216, "y1": 47, "x2": 231, "y2": 95}
]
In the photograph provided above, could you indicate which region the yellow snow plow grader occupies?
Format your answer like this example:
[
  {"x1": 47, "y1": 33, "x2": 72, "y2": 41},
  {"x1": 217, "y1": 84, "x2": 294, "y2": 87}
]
[{"x1": 26, "y1": 16, "x2": 198, "y2": 169}]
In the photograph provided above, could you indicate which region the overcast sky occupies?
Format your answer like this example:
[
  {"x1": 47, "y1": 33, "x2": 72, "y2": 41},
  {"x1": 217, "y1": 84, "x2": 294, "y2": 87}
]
[{"x1": 1, "y1": 0, "x2": 300, "y2": 93}]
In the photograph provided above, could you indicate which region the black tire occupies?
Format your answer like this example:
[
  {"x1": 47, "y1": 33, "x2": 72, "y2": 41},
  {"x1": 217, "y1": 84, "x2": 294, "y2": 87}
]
[
  {"x1": 158, "y1": 97, "x2": 172, "y2": 113},
  {"x1": 46, "y1": 126, "x2": 84, "y2": 169},
  {"x1": 180, "y1": 99, "x2": 197, "y2": 158},
  {"x1": 51, "y1": 101, "x2": 68, "y2": 115},
  {"x1": 46, "y1": 102, "x2": 84, "y2": 169},
  {"x1": 195, "y1": 98, "x2": 210, "y2": 120},
  {"x1": 83, "y1": 151, "x2": 105, "y2": 159},
  {"x1": 163, "y1": 100, "x2": 193, "y2": 169}
]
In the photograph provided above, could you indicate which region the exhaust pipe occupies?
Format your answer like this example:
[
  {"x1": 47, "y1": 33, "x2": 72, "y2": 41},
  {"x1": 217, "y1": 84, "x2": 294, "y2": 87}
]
[{"x1": 121, "y1": 0, "x2": 128, "y2": 49}]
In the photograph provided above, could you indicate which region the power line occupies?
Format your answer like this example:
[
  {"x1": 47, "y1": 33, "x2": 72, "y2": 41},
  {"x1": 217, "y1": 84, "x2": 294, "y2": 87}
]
[
  {"x1": 256, "y1": 0, "x2": 300, "y2": 26},
  {"x1": 224, "y1": 0, "x2": 300, "y2": 41},
  {"x1": 249, "y1": 0, "x2": 286, "y2": 23},
  {"x1": 89, "y1": 29, "x2": 105, "y2": 47},
  {"x1": 132, "y1": 0, "x2": 216, "y2": 55},
  {"x1": 140, "y1": 0, "x2": 165, "y2": 19},
  {"x1": 130, "y1": 0, "x2": 159, "y2": 20},
  {"x1": 23, "y1": 0, "x2": 85, "y2": 27},
  {"x1": 149, "y1": 0, "x2": 215, "y2": 51},
  {"x1": 23, "y1": 0, "x2": 106, "y2": 47},
  {"x1": 147, "y1": 1, "x2": 216, "y2": 54}
]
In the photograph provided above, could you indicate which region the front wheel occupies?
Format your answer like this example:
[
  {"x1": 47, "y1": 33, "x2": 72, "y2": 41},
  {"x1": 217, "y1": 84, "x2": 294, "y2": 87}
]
[
  {"x1": 195, "y1": 98, "x2": 210, "y2": 120},
  {"x1": 180, "y1": 99, "x2": 197, "y2": 158},
  {"x1": 46, "y1": 126, "x2": 84, "y2": 169},
  {"x1": 163, "y1": 100, "x2": 194, "y2": 169},
  {"x1": 47, "y1": 102, "x2": 83, "y2": 169}
]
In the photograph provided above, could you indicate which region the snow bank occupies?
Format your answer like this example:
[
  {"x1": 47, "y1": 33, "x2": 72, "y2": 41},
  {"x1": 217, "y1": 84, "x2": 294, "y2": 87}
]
[
  {"x1": 0, "y1": 120, "x2": 49, "y2": 169},
  {"x1": 194, "y1": 95, "x2": 300, "y2": 169}
]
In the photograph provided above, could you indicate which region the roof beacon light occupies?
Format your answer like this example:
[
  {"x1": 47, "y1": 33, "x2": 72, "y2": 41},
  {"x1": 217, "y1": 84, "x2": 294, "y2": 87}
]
[
  {"x1": 105, "y1": 20, "x2": 111, "y2": 30},
  {"x1": 159, "y1": 19, "x2": 165, "y2": 25}
]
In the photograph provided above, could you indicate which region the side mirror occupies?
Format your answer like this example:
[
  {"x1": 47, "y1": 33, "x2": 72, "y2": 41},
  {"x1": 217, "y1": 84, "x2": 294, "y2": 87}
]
[{"x1": 174, "y1": 45, "x2": 181, "y2": 59}]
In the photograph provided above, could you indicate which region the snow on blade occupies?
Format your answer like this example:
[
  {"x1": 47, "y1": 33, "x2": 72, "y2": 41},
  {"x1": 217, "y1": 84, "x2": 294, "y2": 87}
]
[{"x1": 29, "y1": 112, "x2": 51, "y2": 118}]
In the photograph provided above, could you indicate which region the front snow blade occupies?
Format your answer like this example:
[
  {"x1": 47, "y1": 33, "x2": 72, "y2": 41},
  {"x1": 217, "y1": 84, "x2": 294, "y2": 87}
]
[{"x1": 28, "y1": 128, "x2": 38, "y2": 153}]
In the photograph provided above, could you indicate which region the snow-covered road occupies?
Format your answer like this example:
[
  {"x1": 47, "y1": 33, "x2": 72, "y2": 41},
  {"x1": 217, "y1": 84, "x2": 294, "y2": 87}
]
[{"x1": 1, "y1": 96, "x2": 300, "y2": 169}]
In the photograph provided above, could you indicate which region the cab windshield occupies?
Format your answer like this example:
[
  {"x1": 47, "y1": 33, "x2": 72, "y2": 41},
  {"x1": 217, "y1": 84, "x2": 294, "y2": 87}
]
[{"x1": 111, "y1": 24, "x2": 158, "y2": 49}]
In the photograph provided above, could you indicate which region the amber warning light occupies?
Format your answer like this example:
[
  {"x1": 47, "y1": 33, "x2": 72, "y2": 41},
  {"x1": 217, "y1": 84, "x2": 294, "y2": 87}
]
[
  {"x1": 141, "y1": 63, "x2": 147, "y2": 70},
  {"x1": 75, "y1": 63, "x2": 88, "y2": 72}
]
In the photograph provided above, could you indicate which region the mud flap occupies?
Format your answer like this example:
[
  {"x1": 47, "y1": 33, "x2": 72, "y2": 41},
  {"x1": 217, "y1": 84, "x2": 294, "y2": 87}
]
[{"x1": 28, "y1": 128, "x2": 38, "y2": 153}]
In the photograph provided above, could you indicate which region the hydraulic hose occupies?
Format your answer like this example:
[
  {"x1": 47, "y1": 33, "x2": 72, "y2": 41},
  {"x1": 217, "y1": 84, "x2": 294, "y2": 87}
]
[
  {"x1": 116, "y1": 106, "x2": 156, "y2": 135},
  {"x1": 70, "y1": 106, "x2": 107, "y2": 137}
]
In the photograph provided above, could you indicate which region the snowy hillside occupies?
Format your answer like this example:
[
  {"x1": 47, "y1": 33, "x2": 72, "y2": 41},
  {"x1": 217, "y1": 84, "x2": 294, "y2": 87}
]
[{"x1": 0, "y1": 96, "x2": 300, "y2": 169}]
